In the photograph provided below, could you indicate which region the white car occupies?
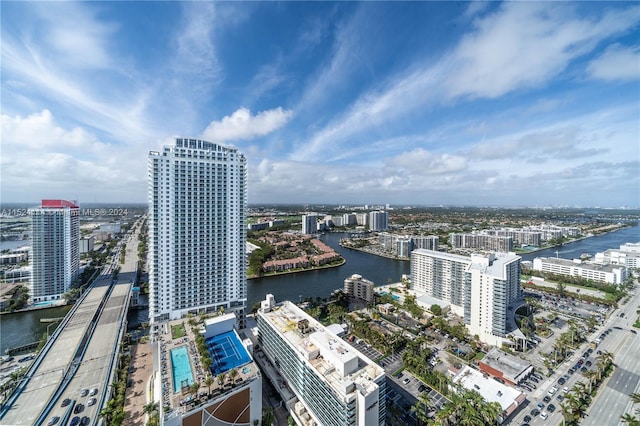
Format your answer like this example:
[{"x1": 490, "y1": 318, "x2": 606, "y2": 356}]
[{"x1": 540, "y1": 411, "x2": 548, "y2": 420}]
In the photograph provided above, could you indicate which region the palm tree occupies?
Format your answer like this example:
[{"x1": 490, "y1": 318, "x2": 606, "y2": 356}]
[
  {"x1": 411, "y1": 391, "x2": 432, "y2": 425},
  {"x1": 143, "y1": 401, "x2": 158, "y2": 416},
  {"x1": 217, "y1": 372, "x2": 226, "y2": 386},
  {"x1": 229, "y1": 368, "x2": 239, "y2": 385},
  {"x1": 262, "y1": 407, "x2": 274, "y2": 426},
  {"x1": 630, "y1": 392, "x2": 640, "y2": 404},
  {"x1": 559, "y1": 401, "x2": 575, "y2": 426},
  {"x1": 567, "y1": 390, "x2": 588, "y2": 421},
  {"x1": 601, "y1": 350, "x2": 614, "y2": 366},
  {"x1": 189, "y1": 382, "x2": 201, "y2": 400},
  {"x1": 204, "y1": 375, "x2": 214, "y2": 395},
  {"x1": 581, "y1": 369, "x2": 597, "y2": 393},
  {"x1": 620, "y1": 413, "x2": 640, "y2": 426}
]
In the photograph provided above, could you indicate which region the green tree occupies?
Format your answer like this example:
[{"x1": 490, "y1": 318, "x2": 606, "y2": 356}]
[
  {"x1": 411, "y1": 391, "x2": 433, "y2": 425},
  {"x1": 430, "y1": 304, "x2": 442, "y2": 316},
  {"x1": 620, "y1": 413, "x2": 640, "y2": 426},
  {"x1": 204, "y1": 375, "x2": 214, "y2": 395}
]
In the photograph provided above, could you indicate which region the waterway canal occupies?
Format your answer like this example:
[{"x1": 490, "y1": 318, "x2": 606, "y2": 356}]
[{"x1": 2, "y1": 226, "x2": 637, "y2": 353}]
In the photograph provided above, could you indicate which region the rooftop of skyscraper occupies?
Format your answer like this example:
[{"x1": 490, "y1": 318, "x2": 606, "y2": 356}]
[{"x1": 259, "y1": 299, "x2": 385, "y2": 399}]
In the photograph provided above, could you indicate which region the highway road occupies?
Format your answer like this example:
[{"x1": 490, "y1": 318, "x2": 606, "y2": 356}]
[
  {"x1": 506, "y1": 280, "x2": 639, "y2": 426},
  {"x1": 583, "y1": 287, "x2": 640, "y2": 426},
  {"x1": 0, "y1": 220, "x2": 143, "y2": 426}
]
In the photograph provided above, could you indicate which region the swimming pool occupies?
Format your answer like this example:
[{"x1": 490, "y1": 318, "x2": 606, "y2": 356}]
[
  {"x1": 170, "y1": 346, "x2": 194, "y2": 393},
  {"x1": 380, "y1": 291, "x2": 400, "y2": 301},
  {"x1": 33, "y1": 301, "x2": 57, "y2": 307},
  {"x1": 206, "y1": 330, "x2": 252, "y2": 376}
]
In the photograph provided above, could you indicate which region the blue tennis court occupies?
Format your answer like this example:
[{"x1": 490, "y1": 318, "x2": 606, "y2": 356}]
[{"x1": 206, "y1": 330, "x2": 252, "y2": 376}]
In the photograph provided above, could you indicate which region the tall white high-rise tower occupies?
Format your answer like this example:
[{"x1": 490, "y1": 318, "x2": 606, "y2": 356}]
[
  {"x1": 29, "y1": 199, "x2": 80, "y2": 303},
  {"x1": 148, "y1": 138, "x2": 247, "y2": 323}
]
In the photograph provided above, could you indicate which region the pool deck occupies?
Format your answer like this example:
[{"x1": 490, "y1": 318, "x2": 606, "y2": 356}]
[{"x1": 157, "y1": 317, "x2": 258, "y2": 412}]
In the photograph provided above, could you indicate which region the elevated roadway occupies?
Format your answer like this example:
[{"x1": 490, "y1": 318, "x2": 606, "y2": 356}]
[{"x1": 0, "y1": 219, "x2": 143, "y2": 425}]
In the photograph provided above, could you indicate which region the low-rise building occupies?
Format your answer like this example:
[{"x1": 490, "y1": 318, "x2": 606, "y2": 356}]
[
  {"x1": 156, "y1": 314, "x2": 261, "y2": 426},
  {"x1": 478, "y1": 348, "x2": 533, "y2": 386},
  {"x1": 532, "y1": 257, "x2": 628, "y2": 284},
  {"x1": 452, "y1": 365, "x2": 527, "y2": 422},
  {"x1": 344, "y1": 274, "x2": 375, "y2": 304}
]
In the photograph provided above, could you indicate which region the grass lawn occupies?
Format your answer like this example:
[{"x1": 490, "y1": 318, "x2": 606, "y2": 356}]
[{"x1": 171, "y1": 323, "x2": 186, "y2": 339}]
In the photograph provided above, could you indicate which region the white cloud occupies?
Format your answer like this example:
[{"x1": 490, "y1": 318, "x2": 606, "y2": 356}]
[
  {"x1": 386, "y1": 148, "x2": 467, "y2": 176},
  {"x1": 445, "y1": 2, "x2": 640, "y2": 99},
  {"x1": 173, "y1": 2, "x2": 219, "y2": 81},
  {"x1": 463, "y1": 1, "x2": 491, "y2": 19},
  {"x1": 1, "y1": 110, "x2": 145, "y2": 202},
  {"x1": 291, "y1": 3, "x2": 640, "y2": 163},
  {"x1": 587, "y1": 44, "x2": 640, "y2": 81},
  {"x1": 1, "y1": 110, "x2": 107, "y2": 152},
  {"x1": 30, "y1": 2, "x2": 117, "y2": 70},
  {"x1": 201, "y1": 107, "x2": 293, "y2": 143}
]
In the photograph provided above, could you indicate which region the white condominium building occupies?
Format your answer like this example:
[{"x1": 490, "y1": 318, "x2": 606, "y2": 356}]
[
  {"x1": 29, "y1": 200, "x2": 80, "y2": 303},
  {"x1": 148, "y1": 138, "x2": 247, "y2": 323},
  {"x1": 467, "y1": 253, "x2": 521, "y2": 344},
  {"x1": 410, "y1": 249, "x2": 521, "y2": 345},
  {"x1": 594, "y1": 243, "x2": 640, "y2": 268},
  {"x1": 450, "y1": 232, "x2": 513, "y2": 252},
  {"x1": 412, "y1": 235, "x2": 439, "y2": 251},
  {"x1": 411, "y1": 250, "x2": 472, "y2": 316},
  {"x1": 368, "y1": 211, "x2": 388, "y2": 231},
  {"x1": 344, "y1": 274, "x2": 375, "y2": 303},
  {"x1": 302, "y1": 214, "x2": 318, "y2": 234},
  {"x1": 257, "y1": 295, "x2": 386, "y2": 426},
  {"x1": 532, "y1": 257, "x2": 627, "y2": 285}
]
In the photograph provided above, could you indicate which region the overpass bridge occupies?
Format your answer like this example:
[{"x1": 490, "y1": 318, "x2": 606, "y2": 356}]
[{"x1": 0, "y1": 219, "x2": 144, "y2": 426}]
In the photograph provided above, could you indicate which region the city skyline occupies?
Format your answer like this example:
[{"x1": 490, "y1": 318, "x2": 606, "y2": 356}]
[{"x1": 2, "y1": 2, "x2": 639, "y2": 207}]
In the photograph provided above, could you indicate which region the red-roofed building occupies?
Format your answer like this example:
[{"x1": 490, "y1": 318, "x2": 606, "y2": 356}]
[{"x1": 41, "y1": 199, "x2": 79, "y2": 209}]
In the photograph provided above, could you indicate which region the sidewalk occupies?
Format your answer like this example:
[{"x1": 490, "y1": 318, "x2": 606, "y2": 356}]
[{"x1": 123, "y1": 341, "x2": 153, "y2": 426}]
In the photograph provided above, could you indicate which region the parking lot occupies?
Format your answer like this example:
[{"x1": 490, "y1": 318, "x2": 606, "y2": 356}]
[{"x1": 349, "y1": 339, "x2": 383, "y2": 362}]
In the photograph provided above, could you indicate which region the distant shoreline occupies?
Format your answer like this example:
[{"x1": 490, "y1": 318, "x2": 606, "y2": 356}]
[
  {"x1": 247, "y1": 258, "x2": 346, "y2": 280},
  {"x1": 338, "y1": 223, "x2": 633, "y2": 261},
  {"x1": 338, "y1": 243, "x2": 410, "y2": 261}
]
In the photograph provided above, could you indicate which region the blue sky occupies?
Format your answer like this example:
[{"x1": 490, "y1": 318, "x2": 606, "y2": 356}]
[{"x1": 2, "y1": 1, "x2": 639, "y2": 207}]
